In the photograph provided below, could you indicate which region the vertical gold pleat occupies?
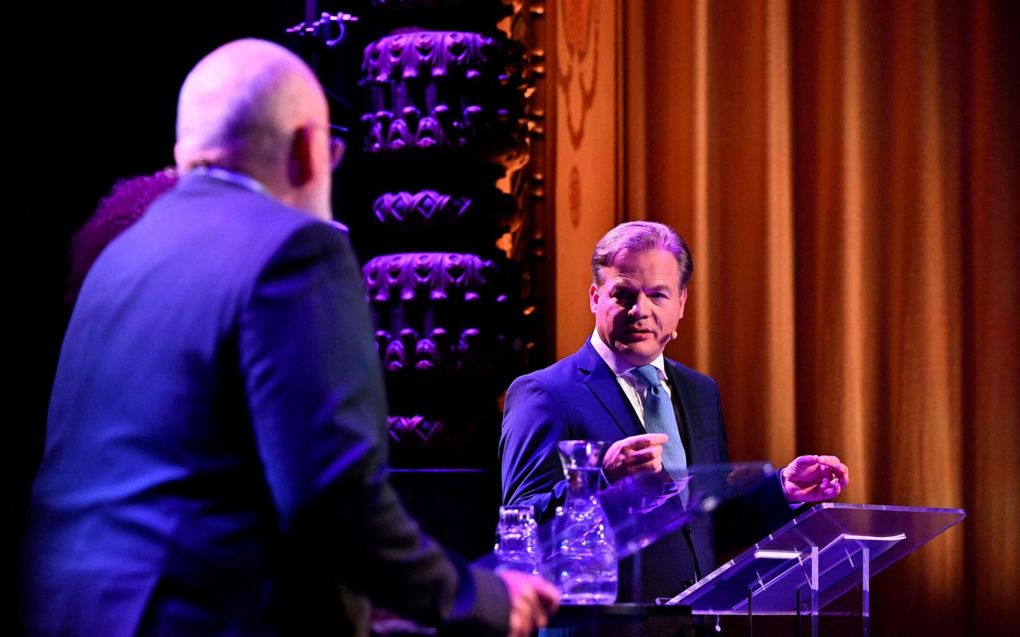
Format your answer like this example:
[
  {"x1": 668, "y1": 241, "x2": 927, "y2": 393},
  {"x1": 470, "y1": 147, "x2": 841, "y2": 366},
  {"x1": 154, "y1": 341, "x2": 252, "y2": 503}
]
[{"x1": 597, "y1": 0, "x2": 1018, "y2": 632}]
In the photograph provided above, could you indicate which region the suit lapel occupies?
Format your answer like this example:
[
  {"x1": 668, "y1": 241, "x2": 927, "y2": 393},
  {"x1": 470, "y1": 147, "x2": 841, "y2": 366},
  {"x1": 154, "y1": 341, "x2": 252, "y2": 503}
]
[
  {"x1": 576, "y1": 342, "x2": 644, "y2": 438},
  {"x1": 664, "y1": 361, "x2": 696, "y2": 464}
]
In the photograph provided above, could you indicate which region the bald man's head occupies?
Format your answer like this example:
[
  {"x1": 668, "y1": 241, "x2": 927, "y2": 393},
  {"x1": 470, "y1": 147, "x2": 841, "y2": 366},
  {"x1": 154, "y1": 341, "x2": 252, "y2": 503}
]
[{"x1": 175, "y1": 39, "x2": 336, "y2": 219}]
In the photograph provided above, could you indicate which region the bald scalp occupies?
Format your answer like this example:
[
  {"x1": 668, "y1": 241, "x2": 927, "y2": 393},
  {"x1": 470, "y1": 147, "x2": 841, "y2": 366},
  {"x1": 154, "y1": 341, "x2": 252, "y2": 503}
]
[{"x1": 175, "y1": 39, "x2": 325, "y2": 172}]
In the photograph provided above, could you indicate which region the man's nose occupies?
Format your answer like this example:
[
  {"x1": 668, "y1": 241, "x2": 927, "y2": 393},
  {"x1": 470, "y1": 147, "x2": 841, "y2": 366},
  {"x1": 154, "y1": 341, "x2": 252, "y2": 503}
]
[{"x1": 628, "y1": 294, "x2": 651, "y2": 317}]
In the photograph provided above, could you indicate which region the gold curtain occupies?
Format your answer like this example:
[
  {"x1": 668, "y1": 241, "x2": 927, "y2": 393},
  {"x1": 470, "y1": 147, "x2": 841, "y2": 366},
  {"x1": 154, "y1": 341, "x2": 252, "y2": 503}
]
[{"x1": 567, "y1": 0, "x2": 1018, "y2": 632}]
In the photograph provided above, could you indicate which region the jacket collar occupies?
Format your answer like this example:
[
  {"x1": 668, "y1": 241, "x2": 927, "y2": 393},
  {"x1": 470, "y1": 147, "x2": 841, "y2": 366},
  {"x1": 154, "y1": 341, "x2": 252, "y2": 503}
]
[
  {"x1": 577, "y1": 341, "x2": 698, "y2": 458},
  {"x1": 576, "y1": 341, "x2": 645, "y2": 438}
]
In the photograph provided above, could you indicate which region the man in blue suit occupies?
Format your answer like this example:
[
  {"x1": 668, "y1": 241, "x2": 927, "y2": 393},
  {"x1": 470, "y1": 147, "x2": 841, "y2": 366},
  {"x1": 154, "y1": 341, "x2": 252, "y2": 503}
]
[
  {"x1": 21, "y1": 39, "x2": 557, "y2": 636},
  {"x1": 500, "y1": 221, "x2": 849, "y2": 608}
]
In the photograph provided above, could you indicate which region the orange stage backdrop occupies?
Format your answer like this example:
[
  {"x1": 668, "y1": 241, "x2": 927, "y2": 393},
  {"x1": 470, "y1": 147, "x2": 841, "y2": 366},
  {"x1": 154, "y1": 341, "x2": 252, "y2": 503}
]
[{"x1": 551, "y1": 1, "x2": 1018, "y2": 633}]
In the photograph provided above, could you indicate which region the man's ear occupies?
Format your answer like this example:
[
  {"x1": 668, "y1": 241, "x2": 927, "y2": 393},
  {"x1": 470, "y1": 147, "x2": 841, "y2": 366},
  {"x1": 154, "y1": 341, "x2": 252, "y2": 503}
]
[
  {"x1": 287, "y1": 126, "x2": 315, "y2": 187},
  {"x1": 173, "y1": 138, "x2": 201, "y2": 173},
  {"x1": 589, "y1": 283, "x2": 600, "y2": 314},
  {"x1": 173, "y1": 140, "x2": 187, "y2": 172}
]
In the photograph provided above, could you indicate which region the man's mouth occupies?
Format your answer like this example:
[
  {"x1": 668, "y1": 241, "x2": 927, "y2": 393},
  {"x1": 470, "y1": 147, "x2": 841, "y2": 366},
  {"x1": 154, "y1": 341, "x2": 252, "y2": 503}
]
[{"x1": 622, "y1": 327, "x2": 655, "y2": 340}]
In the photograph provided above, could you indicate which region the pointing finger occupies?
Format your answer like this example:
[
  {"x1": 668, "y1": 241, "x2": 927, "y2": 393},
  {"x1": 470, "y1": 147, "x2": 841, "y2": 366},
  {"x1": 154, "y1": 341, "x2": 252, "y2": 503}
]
[{"x1": 628, "y1": 433, "x2": 669, "y2": 449}]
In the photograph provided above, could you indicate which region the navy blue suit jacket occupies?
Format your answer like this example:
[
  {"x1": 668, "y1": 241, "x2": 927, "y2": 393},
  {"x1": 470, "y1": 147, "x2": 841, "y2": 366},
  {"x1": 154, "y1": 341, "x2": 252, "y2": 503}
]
[
  {"x1": 499, "y1": 342, "x2": 791, "y2": 602},
  {"x1": 21, "y1": 174, "x2": 508, "y2": 636}
]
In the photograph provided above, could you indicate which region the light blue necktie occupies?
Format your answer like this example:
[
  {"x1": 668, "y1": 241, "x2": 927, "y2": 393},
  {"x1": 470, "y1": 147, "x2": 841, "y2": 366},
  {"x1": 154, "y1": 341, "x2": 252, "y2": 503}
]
[{"x1": 631, "y1": 365, "x2": 688, "y2": 479}]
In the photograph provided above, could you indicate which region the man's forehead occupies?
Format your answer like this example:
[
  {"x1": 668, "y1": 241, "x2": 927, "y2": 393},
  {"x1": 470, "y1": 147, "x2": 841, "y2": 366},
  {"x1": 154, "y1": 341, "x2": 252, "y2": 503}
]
[
  {"x1": 601, "y1": 274, "x2": 680, "y2": 297},
  {"x1": 605, "y1": 250, "x2": 679, "y2": 279},
  {"x1": 604, "y1": 272, "x2": 675, "y2": 287}
]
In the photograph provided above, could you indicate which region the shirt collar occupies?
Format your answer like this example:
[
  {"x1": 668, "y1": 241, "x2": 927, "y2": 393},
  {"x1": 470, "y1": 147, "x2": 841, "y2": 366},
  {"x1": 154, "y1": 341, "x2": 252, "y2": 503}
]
[
  {"x1": 589, "y1": 329, "x2": 667, "y2": 380},
  {"x1": 189, "y1": 166, "x2": 269, "y2": 196},
  {"x1": 188, "y1": 166, "x2": 351, "y2": 235}
]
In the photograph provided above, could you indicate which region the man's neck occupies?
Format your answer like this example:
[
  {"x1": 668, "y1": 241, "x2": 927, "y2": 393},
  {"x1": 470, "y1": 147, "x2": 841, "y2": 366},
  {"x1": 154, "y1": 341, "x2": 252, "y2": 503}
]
[
  {"x1": 189, "y1": 165, "x2": 269, "y2": 196},
  {"x1": 588, "y1": 330, "x2": 666, "y2": 376}
]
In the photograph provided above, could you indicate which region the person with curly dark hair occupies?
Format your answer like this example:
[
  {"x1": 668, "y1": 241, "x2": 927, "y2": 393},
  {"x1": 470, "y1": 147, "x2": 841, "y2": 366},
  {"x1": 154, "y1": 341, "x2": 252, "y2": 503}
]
[{"x1": 65, "y1": 169, "x2": 178, "y2": 306}]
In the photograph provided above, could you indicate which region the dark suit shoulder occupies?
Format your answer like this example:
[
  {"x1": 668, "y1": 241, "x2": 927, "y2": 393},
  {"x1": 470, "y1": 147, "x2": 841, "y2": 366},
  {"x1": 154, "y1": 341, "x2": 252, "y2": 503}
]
[
  {"x1": 665, "y1": 358, "x2": 719, "y2": 390},
  {"x1": 147, "y1": 174, "x2": 326, "y2": 257},
  {"x1": 122, "y1": 175, "x2": 348, "y2": 300},
  {"x1": 503, "y1": 367, "x2": 569, "y2": 430},
  {"x1": 510, "y1": 344, "x2": 601, "y2": 389}
]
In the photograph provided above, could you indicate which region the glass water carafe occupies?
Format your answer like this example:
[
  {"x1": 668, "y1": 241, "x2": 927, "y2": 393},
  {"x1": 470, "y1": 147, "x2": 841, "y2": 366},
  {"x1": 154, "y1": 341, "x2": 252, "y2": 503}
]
[
  {"x1": 552, "y1": 440, "x2": 618, "y2": 604},
  {"x1": 493, "y1": 505, "x2": 542, "y2": 576}
]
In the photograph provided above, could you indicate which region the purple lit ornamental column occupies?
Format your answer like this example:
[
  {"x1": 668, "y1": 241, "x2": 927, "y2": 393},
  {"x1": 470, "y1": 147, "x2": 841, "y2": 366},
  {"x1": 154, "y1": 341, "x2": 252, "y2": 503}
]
[{"x1": 288, "y1": 0, "x2": 550, "y2": 558}]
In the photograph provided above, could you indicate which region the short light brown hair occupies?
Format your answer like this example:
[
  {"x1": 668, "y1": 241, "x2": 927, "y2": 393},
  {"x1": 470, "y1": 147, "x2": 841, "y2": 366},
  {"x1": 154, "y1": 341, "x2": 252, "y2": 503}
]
[{"x1": 591, "y1": 221, "x2": 693, "y2": 289}]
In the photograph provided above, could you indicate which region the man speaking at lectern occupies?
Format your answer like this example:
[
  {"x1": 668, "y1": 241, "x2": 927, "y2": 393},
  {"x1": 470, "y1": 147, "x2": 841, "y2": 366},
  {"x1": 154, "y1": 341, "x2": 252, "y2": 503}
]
[{"x1": 500, "y1": 221, "x2": 849, "y2": 606}]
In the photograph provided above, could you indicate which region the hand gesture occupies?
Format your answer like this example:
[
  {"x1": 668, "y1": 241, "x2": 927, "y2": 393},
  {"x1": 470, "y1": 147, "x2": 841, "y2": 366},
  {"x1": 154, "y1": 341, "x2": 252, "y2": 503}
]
[
  {"x1": 780, "y1": 454, "x2": 849, "y2": 503},
  {"x1": 602, "y1": 433, "x2": 669, "y2": 483},
  {"x1": 498, "y1": 570, "x2": 560, "y2": 637}
]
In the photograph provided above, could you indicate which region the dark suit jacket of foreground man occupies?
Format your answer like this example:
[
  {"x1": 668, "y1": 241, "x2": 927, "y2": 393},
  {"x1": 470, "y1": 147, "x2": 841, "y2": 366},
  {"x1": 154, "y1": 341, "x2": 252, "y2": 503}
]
[
  {"x1": 22, "y1": 173, "x2": 508, "y2": 636},
  {"x1": 500, "y1": 341, "x2": 792, "y2": 603}
]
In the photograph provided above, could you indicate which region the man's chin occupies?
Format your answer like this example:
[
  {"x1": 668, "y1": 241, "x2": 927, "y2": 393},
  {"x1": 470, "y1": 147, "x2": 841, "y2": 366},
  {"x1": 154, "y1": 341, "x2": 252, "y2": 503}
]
[{"x1": 614, "y1": 343, "x2": 663, "y2": 367}]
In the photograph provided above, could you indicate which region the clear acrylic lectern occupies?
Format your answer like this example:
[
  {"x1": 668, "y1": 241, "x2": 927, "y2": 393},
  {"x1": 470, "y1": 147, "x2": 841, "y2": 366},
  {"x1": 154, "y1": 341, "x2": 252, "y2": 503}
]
[{"x1": 666, "y1": 503, "x2": 966, "y2": 636}]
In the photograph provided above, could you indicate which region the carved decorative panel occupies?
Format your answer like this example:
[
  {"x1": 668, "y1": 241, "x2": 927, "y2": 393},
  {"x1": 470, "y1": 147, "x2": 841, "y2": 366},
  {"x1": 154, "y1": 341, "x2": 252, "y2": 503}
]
[{"x1": 288, "y1": 1, "x2": 548, "y2": 471}]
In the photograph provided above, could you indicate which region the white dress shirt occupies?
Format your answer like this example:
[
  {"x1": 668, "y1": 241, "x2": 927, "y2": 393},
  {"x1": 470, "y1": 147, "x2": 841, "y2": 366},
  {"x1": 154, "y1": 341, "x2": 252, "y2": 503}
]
[{"x1": 589, "y1": 330, "x2": 674, "y2": 427}]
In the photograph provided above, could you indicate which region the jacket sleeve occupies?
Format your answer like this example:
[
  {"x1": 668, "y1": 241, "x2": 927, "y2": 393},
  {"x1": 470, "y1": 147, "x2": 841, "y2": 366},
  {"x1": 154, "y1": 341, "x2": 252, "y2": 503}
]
[
  {"x1": 239, "y1": 222, "x2": 509, "y2": 635},
  {"x1": 498, "y1": 373, "x2": 572, "y2": 523}
]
